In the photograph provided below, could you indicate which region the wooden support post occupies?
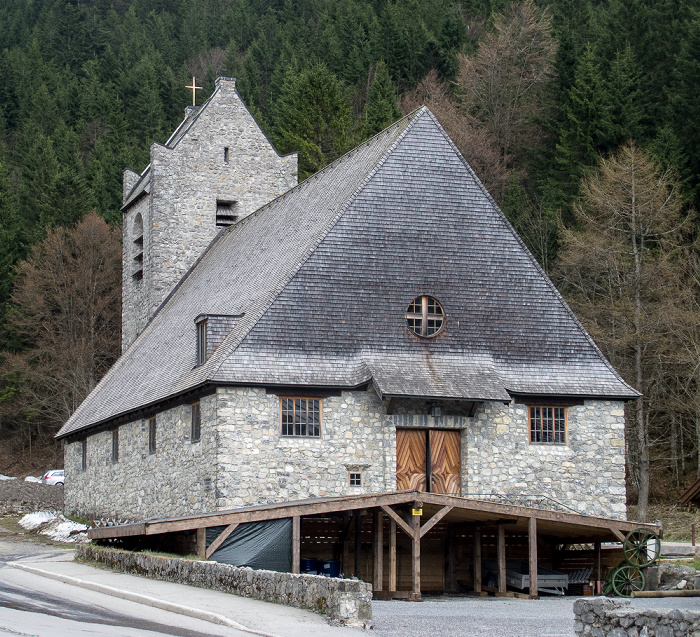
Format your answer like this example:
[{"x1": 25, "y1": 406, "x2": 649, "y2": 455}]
[
  {"x1": 595, "y1": 541, "x2": 602, "y2": 595},
  {"x1": 447, "y1": 524, "x2": 457, "y2": 593},
  {"x1": 473, "y1": 526, "x2": 482, "y2": 594},
  {"x1": 497, "y1": 524, "x2": 506, "y2": 594},
  {"x1": 354, "y1": 513, "x2": 362, "y2": 578},
  {"x1": 411, "y1": 508, "x2": 421, "y2": 600},
  {"x1": 389, "y1": 518, "x2": 397, "y2": 592},
  {"x1": 292, "y1": 516, "x2": 300, "y2": 574},
  {"x1": 373, "y1": 510, "x2": 384, "y2": 591},
  {"x1": 528, "y1": 517, "x2": 539, "y2": 599},
  {"x1": 196, "y1": 527, "x2": 206, "y2": 560}
]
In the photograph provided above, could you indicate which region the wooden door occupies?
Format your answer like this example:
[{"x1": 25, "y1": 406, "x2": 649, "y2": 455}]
[
  {"x1": 396, "y1": 429, "x2": 461, "y2": 495},
  {"x1": 429, "y1": 430, "x2": 461, "y2": 495},
  {"x1": 396, "y1": 429, "x2": 427, "y2": 491}
]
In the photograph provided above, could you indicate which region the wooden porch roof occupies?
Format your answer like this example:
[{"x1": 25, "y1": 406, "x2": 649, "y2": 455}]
[{"x1": 88, "y1": 490, "x2": 659, "y2": 543}]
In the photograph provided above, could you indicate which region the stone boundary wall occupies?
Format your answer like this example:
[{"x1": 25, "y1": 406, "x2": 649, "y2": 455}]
[
  {"x1": 574, "y1": 597, "x2": 700, "y2": 636},
  {"x1": 75, "y1": 545, "x2": 372, "y2": 627}
]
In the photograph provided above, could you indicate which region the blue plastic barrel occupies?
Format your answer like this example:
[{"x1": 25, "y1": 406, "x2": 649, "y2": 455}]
[
  {"x1": 320, "y1": 560, "x2": 340, "y2": 577},
  {"x1": 300, "y1": 558, "x2": 318, "y2": 574}
]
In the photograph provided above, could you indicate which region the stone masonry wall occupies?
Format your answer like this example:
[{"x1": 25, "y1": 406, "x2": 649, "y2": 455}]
[
  {"x1": 64, "y1": 395, "x2": 218, "y2": 522},
  {"x1": 65, "y1": 389, "x2": 626, "y2": 522},
  {"x1": 121, "y1": 77, "x2": 297, "y2": 350},
  {"x1": 122, "y1": 196, "x2": 149, "y2": 350},
  {"x1": 574, "y1": 597, "x2": 700, "y2": 636},
  {"x1": 466, "y1": 400, "x2": 627, "y2": 518},
  {"x1": 215, "y1": 387, "x2": 394, "y2": 508},
  {"x1": 76, "y1": 545, "x2": 372, "y2": 628}
]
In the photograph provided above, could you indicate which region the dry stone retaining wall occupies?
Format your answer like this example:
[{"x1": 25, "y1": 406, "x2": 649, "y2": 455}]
[
  {"x1": 76, "y1": 545, "x2": 372, "y2": 627},
  {"x1": 574, "y1": 597, "x2": 700, "y2": 636}
]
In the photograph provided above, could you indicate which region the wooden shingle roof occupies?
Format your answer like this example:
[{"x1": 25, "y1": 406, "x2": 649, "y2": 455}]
[{"x1": 57, "y1": 108, "x2": 637, "y2": 439}]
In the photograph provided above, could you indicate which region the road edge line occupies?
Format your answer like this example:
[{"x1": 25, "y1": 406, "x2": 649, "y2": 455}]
[{"x1": 7, "y1": 561, "x2": 280, "y2": 637}]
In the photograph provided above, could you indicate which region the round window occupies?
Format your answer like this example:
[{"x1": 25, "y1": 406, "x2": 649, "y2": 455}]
[{"x1": 406, "y1": 296, "x2": 445, "y2": 337}]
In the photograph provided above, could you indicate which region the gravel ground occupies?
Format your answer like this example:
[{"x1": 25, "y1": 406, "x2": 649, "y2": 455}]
[
  {"x1": 371, "y1": 596, "x2": 577, "y2": 637},
  {"x1": 0, "y1": 480, "x2": 63, "y2": 514}
]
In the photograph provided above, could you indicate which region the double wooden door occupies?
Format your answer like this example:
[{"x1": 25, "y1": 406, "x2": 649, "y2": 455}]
[{"x1": 396, "y1": 428, "x2": 461, "y2": 495}]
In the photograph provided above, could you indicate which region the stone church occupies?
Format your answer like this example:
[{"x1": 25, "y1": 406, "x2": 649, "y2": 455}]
[{"x1": 57, "y1": 77, "x2": 636, "y2": 523}]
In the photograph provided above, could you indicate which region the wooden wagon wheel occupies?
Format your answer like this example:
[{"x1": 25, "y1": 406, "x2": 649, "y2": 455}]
[
  {"x1": 611, "y1": 565, "x2": 645, "y2": 597},
  {"x1": 623, "y1": 527, "x2": 661, "y2": 567}
]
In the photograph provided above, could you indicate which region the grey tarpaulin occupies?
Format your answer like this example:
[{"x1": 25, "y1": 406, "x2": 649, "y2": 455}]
[{"x1": 205, "y1": 518, "x2": 292, "y2": 572}]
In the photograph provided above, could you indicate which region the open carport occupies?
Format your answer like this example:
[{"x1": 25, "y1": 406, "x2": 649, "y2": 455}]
[{"x1": 89, "y1": 490, "x2": 660, "y2": 600}]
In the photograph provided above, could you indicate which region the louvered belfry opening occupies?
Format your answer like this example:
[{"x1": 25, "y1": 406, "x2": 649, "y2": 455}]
[{"x1": 216, "y1": 200, "x2": 238, "y2": 227}]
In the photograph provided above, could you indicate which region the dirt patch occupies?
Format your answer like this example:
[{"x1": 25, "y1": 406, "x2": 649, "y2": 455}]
[{"x1": 0, "y1": 480, "x2": 63, "y2": 514}]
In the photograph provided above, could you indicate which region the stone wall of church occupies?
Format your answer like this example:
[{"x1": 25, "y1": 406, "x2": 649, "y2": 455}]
[
  {"x1": 64, "y1": 389, "x2": 626, "y2": 522},
  {"x1": 64, "y1": 396, "x2": 218, "y2": 522},
  {"x1": 145, "y1": 78, "x2": 297, "y2": 336},
  {"x1": 121, "y1": 77, "x2": 298, "y2": 351},
  {"x1": 214, "y1": 387, "x2": 394, "y2": 508},
  {"x1": 121, "y1": 196, "x2": 149, "y2": 351},
  {"x1": 465, "y1": 400, "x2": 627, "y2": 518}
]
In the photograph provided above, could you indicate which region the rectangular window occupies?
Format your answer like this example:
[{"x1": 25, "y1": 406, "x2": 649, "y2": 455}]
[
  {"x1": 148, "y1": 417, "x2": 156, "y2": 454},
  {"x1": 112, "y1": 428, "x2": 119, "y2": 462},
  {"x1": 191, "y1": 402, "x2": 201, "y2": 442},
  {"x1": 529, "y1": 407, "x2": 566, "y2": 444},
  {"x1": 349, "y1": 472, "x2": 362, "y2": 487},
  {"x1": 196, "y1": 319, "x2": 207, "y2": 365},
  {"x1": 280, "y1": 398, "x2": 321, "y2": 437},
  {"x1": 81, "y1": 440, "x2": 87, "y2": 471}
]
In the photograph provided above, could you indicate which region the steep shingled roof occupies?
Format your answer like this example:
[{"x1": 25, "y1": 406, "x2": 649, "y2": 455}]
[{"x1": 57, "y1": 108, "x2": 636, "y2": 439}]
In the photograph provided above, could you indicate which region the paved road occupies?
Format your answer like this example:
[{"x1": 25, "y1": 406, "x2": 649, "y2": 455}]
[{"x1": 0, "y1": 545, "x2": 254, "y2": 637}]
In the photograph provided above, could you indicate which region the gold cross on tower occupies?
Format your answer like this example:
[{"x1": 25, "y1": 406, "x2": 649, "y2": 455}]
[{"x1": 185, "y1": 76, "x2": 203, "y2": 105}]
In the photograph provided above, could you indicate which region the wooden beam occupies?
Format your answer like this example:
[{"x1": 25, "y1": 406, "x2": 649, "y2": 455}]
[
  {"x1": 389, "y1": 518, "x2": 397, "y2": 592},
  {"x1": 205, "y1": 522, "x2": 239, "y2": 559},
  {"x1": 610, "y1": 527, "x2": 626, "y2": 543},
  {"x1": 411, "y1": 509, "x2": 421, "y2": 599},
  {"x1": 373, "y1": 510, "x2": 383, "y2": 591},
  {"x1": 143, "y1": 491, "x2": 421, "y2": 535},
  {"x1": 90, "y1": 490, "x2": 660, "y2": 540},
  {"x1": 447, "y1": 523, "x2": 457, "y2": 593},
  {"x1": 87, "y1": 523, "x2": 146, "y2": 540},
  {"x1": 196, "y1": 527, "x2": 206, "y2": 560},
  {"x1": 381, "y1": 505, "x2": 413, "y2": 537},
  {"x1": 473, "y1": 526, "x2": 482, "y2": 593},
  {"x1": 292, "y1": 516, "x2": 300, "y2": 574},
  {"x1": 419, "y1": 505, "x2": 454, "y2": 538},
  {"x1": 497, "y1": 524, "x2": 506, "y2": 594},
  {"x1": 528, "y1": 517, "x2": 539, "y2": 599},
  {"x1": 354, "y1": 513, "x2": 361, "y2": 578}
]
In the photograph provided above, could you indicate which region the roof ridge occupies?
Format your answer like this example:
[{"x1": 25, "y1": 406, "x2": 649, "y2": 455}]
[
  {"x1": 206, "y1": 110, "x2": 426, "y2": 380},
  {"x1": 420, "y1": 110, "x2": 637, "y2": 396}
]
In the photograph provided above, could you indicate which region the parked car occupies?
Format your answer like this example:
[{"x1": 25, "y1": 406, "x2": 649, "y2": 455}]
[{"x1": 40, "y1": 470, "x2": 64, "y2": 486}]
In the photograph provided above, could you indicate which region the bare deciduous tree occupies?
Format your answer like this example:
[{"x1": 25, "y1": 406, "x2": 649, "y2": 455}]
[
  {"x1": 457, "y1": 0, "x2": 556, "y2": 164},
  {"x1": 0, "y1": 213, "x2": 121, "y2": 452},
  {"x1": 399, "y1": 70, "x2": 510, "y2": 201},
  {"x1": 556, "y1": 142, "x2": 686, "y2": 521}
]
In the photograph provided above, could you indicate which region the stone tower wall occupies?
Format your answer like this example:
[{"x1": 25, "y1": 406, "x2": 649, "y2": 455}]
[{"x1": 121, "y1": 77, "x2": 298, "y2": 350}]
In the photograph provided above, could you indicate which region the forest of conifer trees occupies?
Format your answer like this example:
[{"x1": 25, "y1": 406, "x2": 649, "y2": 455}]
[{"x1": 1, "y1": 0, "x2": 699, "y2": 513}]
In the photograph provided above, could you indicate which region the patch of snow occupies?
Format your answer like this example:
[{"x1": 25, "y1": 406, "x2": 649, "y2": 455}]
[
  {"x1": 0, "y1": 474, "x2": 16, "y2": 480},
  {"x1": 19, "y1": 511, "x2": 57, "y2": 530},
  {"x1": 42, "y1": 519, "x2": 89, "y2": 543},
  {"x1": 19, "y1": 510, "x2": 89, "y2": 543},
  {"x1": 24, "y1": 476, "x2": 41, "y2": 483}
]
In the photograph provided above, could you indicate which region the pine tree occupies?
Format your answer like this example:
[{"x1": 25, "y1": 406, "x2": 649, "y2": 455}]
[
  {"x1": 273, "y1": 63, "x2": 351, "y2": 178},
  {"x1": 363, "y1": 61, "x2": 401, "y2": 138}
]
